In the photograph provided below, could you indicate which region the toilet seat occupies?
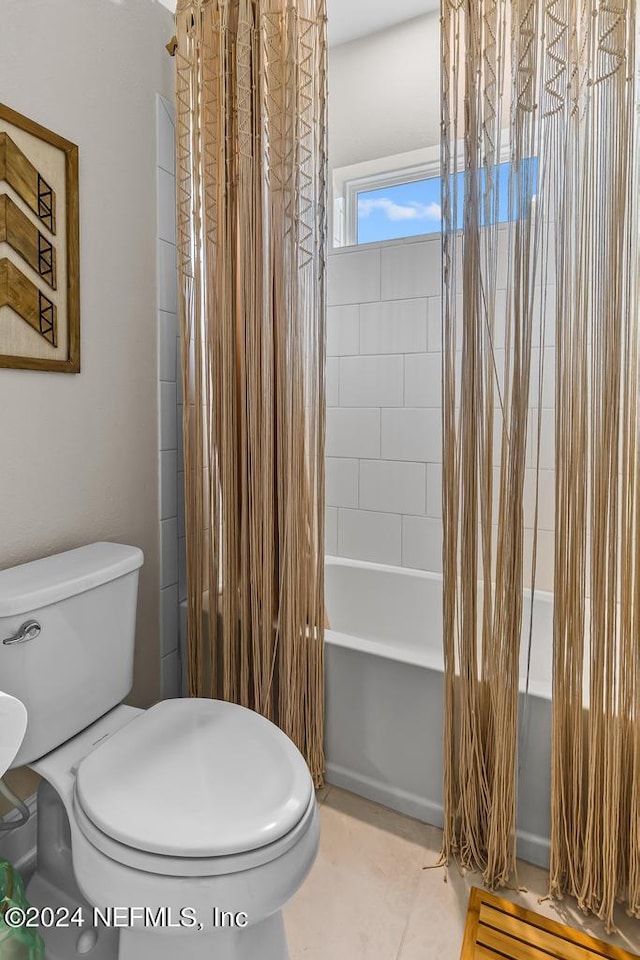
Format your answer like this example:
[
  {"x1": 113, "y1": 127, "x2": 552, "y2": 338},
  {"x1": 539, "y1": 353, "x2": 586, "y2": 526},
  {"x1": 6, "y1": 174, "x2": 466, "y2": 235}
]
[
  {"x1": 74, "y1": 698, "x2": 314, "y2": 874},
  {"x1": 72, "y1": 785, "x2": 317, "y2": 877}
]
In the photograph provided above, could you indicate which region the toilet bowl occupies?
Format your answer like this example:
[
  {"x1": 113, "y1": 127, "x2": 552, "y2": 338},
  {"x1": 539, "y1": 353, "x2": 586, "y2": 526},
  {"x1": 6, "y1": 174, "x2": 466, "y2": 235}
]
[
  {"x1": 0, "y1": 543, "x2": 319, "y2": 959},
  {"x1": 29, "y1": 700, "x2": 319, "y2": 960}
]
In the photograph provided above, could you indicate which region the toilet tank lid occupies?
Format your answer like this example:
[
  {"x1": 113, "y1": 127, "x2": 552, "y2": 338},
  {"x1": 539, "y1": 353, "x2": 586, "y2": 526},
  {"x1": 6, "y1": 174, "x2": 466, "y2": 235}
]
[{"x1": 0, "y1": 543, "x2": 144, "y2": 618}]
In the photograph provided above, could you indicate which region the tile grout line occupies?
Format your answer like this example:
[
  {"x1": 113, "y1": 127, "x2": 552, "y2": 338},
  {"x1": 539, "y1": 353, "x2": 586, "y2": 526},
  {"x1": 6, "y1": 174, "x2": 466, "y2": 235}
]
[
  {"x1": 157, "y1": 161, "x2": 175, "y2": 177},
  {"x1": 393, "y1": 859, "x2": 426, "y2": 960}
]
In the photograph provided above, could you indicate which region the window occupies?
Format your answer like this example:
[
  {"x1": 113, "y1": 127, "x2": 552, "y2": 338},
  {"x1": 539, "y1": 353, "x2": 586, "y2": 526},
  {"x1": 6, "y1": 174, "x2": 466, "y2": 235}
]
[
  {"x1": 335, "y1": 154, "x2": 538, "y2": 248},
  {"x1": 357, "y1": 177, "x2": 443, "y2": 244}
]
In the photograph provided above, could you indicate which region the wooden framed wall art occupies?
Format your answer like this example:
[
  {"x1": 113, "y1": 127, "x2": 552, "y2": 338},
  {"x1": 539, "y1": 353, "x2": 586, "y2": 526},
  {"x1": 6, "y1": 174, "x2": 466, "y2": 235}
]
[{"x1": 0, "y1": 103, "x2": 79, "y2": 372}]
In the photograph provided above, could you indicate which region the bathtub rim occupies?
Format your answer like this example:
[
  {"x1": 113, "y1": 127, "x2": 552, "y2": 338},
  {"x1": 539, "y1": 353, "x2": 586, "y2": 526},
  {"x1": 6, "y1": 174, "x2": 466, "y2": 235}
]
[
  {"x1": 325, "y1": 553, "x2": 555, "y2": 605},
  {"x1": 324, "y1": 554, "x2": 555, "y2": 701}
]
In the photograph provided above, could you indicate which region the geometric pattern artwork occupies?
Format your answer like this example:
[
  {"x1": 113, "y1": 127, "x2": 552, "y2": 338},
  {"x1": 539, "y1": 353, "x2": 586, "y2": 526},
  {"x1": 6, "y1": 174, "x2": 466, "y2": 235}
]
[
  {"x1": 0, "y1": 137, "x2": 58, "y2": 345},
  {"x1": 0, "y1": 259, "x2": 57, "y2": 345},
  {"x1": 0, "y1": 132, "x2": 57, "y2": 233},
  {"x1": 0, "y1": 194, "x2": 57, "y2": 289},
  {"x1": 37, "y1": 171, "x2": 56, "y2": 234},
  {"x1": 38, "y1": 289, "x2": 56, "y2": 345},
  {"x1": 0, "y1": 102, "x2": 79, "y2": 372},
  {"x1": 38, "y1": 232, "x2": 56, "y2": 289}
]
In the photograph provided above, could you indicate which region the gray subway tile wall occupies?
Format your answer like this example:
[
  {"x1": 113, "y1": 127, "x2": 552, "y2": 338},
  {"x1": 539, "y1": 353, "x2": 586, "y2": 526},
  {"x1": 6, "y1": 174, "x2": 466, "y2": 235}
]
[
  {"x1": 381, "y1": 408, "x2": 441, "y2": 462},
  {"x1": 404, "y1": 353, "x2": 441, "y2": 407},
  {"x1": 359, "y1": 460, "x2": 426, "y2": 516},
  {"x1": 326, "y1": 458, "x2": 359, "y2": 509},
  {"x1": 339, "y1": 355, "x2": 404, "y2": 407},
  {"x1": 326, "y1": 408, "x2": 381, "y2": 459},
  {"x1": 326, "y1": 358, "x2": 340, "y2": 406},
  {"x1": 401, "y1": 515, "x2": 443, "y2": 572},
  {"x1": 338, "y1": 508, "x2": 402, "y2": 566},
  {"x1": 325, "y1": 506, "x2": 338, "y2": 555},
  {"x1": 327, "y1": 304, "x2": 360, "y2": 355},
  {"x1": 159, "y1": 310, "x2": 178, "y2": 382},
  {"x1": 160, "y1": 517, "x2": 179, "y2": 588},
  {"x1": 381, "y1": 240, "x2": 440, "y2": 299},
  {"x1": 328, "y1": 248, "x2": 381, "y2": 305},
  {"x1": 326, "y1": 233, "x2": 557, "y2": 588},
  {"x1": 157, "y1": 240, "x2": 177, "y2": 313},
  {"x1": 161, "y1": 650, "x2": 180, "y2": 700},
  {"x1": 160, "y1": 584, "x2": 179, "y2": 658},
  {"x1": 159, "y1": 381, "x2": 177, "y2": 450},
  {"x1": 156, "y1": 94, "x2": 182, "y2": 699},
  {"x1": 160, "y1": 450, "x2": 178, "y2": 519},
  {"x1": 359, "y1": 298, "x2": 428, "y2": 354}
]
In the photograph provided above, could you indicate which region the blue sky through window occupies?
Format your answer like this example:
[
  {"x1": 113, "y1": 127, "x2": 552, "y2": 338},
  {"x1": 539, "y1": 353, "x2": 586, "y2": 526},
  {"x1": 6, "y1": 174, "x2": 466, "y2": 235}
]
[{"x1": 356, "y1": 159, "x2": 537, "y2": 244}]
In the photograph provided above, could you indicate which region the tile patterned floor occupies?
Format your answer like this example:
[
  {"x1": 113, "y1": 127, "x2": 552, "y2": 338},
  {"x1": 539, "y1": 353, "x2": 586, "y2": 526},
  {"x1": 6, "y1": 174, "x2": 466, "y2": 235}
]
[{"x1": 284, "y1": 785, "x2": 640, "y2": 960}]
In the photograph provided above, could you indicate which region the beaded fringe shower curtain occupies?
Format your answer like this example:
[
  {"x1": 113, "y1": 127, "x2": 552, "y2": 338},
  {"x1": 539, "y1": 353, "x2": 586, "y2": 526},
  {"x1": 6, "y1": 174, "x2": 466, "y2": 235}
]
[
  {"x1": 441, "y1": 0, "x2": 639, "y2": 925},
  {"x1": 174, "y1": 0, "x2": 327, "y2": 785}
]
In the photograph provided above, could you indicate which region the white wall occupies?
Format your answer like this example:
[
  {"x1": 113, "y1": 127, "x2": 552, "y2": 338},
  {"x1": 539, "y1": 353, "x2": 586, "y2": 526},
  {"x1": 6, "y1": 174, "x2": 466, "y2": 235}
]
[
  {"x1": 0, "y1": 0, "x2": 174, "y2": 712},
  {"x1": 328, "y1": 14, "x2": 439, "y2": 171}
]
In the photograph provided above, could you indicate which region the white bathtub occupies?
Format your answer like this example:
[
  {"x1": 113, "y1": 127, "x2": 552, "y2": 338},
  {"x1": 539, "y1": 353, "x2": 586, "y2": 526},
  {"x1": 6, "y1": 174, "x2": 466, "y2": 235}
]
[{"x1": 324, "y1": 556, "x2": 554, "y2": 868}]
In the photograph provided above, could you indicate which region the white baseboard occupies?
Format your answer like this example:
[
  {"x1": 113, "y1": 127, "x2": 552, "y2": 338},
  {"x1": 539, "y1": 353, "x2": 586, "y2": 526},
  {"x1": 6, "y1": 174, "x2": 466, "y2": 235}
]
[
  {"x1": 325, "y1": 762, "x2": 444, "y2": 829},
  {"x1": 516, "y1": 828, "x2": 550, "y2": 870},
  {"x1": 0, "y1": 792, "x2": 38, "y2": 879},
  {"x1": 325, "y1": 763, "x2": 550, "y2": 871}
]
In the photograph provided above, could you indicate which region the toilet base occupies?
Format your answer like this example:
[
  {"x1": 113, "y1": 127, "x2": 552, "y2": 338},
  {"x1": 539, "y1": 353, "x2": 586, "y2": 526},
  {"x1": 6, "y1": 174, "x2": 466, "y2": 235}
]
[
  {"x1": 27, "y1": 772, "x2": 294, "y2": 960},
  {"x1": 27, "y1": 780, "x2": 119, "y2": 960},
  {"x1": 118, "y1": 912, "x2": 289, "y2": 960},
  {"x1": 28, "y1": 872, "x2": 289, "y2": 960},
  {"x1": 27, "y1": 872, "x2": 119, "y2": 960}
]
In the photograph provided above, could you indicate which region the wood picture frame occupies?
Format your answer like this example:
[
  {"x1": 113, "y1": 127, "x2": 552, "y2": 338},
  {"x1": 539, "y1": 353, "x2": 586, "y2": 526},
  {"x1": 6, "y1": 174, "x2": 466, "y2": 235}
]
[{"x1": 0, "y1": 103, "x2": 80, "y2": 373}]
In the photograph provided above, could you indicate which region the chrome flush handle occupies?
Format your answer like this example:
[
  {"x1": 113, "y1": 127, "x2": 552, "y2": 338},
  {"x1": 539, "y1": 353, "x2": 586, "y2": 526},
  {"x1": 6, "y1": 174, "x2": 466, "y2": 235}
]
[{"x1": 3, "y1": 620, "x2": 41, "y2": 646}]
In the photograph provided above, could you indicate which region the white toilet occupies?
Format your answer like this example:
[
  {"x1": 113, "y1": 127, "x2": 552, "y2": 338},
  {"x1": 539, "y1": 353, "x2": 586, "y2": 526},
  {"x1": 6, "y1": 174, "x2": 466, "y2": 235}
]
[{"x1": 0, "y1": 542, "x2": 319, "y2": 960}]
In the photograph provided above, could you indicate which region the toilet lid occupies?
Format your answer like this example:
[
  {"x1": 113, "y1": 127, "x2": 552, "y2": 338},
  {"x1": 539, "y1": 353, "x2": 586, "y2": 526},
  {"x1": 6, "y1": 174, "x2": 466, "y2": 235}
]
[{"x1": 75, "y1": 699, "x2": 313, "y2": 858}]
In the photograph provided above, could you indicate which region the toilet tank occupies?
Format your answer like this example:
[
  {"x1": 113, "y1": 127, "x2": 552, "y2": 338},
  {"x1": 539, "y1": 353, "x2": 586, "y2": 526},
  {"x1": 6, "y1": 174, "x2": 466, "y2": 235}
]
[{"x1": 0, "y1": 542, "x2": 144, "y2": 768}]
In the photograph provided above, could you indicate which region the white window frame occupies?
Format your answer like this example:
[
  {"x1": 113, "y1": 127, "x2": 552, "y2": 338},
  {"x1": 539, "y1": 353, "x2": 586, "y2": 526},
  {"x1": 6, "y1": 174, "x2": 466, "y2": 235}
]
[
  {"x1": 332, "y1": 145, "x2": 441, "y2": 249},
  {"x1": 343, "y1": 159, "x2": 442, "y2": 246},
  {"x1": 333, "y1": 138, "x2": 516, "y2": 249}
]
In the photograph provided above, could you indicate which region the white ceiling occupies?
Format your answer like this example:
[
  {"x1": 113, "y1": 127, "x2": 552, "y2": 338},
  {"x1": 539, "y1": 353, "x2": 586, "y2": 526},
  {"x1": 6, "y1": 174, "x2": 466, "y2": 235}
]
[
  {"x1": 156, "y1": 0, "x2": 439, "y2": 46},
  {"x1": 327, "y1": 0, "x2": 438, "y2": 46}
]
